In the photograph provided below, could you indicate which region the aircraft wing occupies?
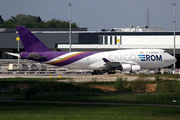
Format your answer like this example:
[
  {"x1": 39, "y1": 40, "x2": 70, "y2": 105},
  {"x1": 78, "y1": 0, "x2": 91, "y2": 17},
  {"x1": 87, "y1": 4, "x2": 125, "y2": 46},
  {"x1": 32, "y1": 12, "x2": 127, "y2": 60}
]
[
  {"x1": 102, "y1": 58, "x2": 140, "y2": 71},
  {"x1": 6, "y1": 52, "x2": 46, "y2": 60},
  {"x1": 89, "y1": 58, "x2": 123, "y2": 70},
  {"x1": 102, "y1": 58, "x2": 120, "y2": 68}
]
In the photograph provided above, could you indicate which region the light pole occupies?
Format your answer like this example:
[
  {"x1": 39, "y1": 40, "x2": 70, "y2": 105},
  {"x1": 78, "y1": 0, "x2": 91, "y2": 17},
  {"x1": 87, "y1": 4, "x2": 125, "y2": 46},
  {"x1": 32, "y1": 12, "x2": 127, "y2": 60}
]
[
  {"x1": 16, "y1": 37, "x2": 20, "y2": 67},
  {"x1": 68, "y1": 3, "x2": 72, "y2": 52},
  {"x1": 117, "y1": 38, "x2": 120, "y2": 50},
  {"x1": 172, "y1": 3, "x2": 176, "y2": 71}
]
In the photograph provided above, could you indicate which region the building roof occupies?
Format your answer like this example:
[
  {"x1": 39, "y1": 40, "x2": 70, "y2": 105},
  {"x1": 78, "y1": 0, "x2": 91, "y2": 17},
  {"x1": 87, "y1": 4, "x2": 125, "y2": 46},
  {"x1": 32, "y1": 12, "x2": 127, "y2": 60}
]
[{"x1": 0, "y1": 27, "x2": 87, "y2": 33}]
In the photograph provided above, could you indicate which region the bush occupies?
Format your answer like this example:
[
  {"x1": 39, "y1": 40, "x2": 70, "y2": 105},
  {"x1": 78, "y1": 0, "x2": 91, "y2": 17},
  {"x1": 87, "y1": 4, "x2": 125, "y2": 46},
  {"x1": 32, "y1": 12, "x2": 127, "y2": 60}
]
[
  {"x1": 25, "y1": 84, "x2": 40, "y2": 97},
  {"x1": 131, "y1": 77, "x2": 147, "y2": 92},
  {"x1": 12, "y1": 86, "x2": 21, "y2": 94},
  {"x1": 156, "y1": 80, "x2": 180, "y2": 93},
  {"x1": 155, "y1": 76, "x2": 163, "y2": 82},
  {"x1": 113, "y1": 77, "x2": 132, "y2": 92},
  {"x1": 24, "y1": 81, "x2": 104, "y2": 97}
]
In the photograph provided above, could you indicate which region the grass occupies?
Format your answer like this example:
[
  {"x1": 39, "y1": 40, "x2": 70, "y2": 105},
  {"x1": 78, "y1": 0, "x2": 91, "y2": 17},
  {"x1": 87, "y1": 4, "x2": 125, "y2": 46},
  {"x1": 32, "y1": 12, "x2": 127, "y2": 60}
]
[
  {"x1": 155, "y1": 80, "x2": 180, "y2": 93},
  {"x1": 1, "y1": 77, "x2": 180, "y2": 119},
  {"x1": 0, "y1": 102, "x2": 180, "y2": 120},
  {"x1": 127, "y1": 74, "x2": 180, "y2": 79},
  {"x1": 0, "y1": 77, "x2": 71, "y2": 82},
  {"x1": 1, "y1": 77, "x2": 180, "y2": 105}
]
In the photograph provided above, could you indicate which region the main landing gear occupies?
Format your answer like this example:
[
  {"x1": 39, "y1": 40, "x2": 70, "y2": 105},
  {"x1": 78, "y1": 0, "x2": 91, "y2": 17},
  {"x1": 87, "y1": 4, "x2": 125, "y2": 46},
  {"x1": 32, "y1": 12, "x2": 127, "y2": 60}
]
[
  {"x1": 91, "y1": 70, "x2": 116, "y2": 75},
  {"x1": 156, "y1": 68, "x2": 162, "y2": 74},
  {"x1": 91, "y1": 70, "x2": 102, "y2": 75},
  {"x1": 107, "y1": 70, "x2": 116, "y2": 74}
]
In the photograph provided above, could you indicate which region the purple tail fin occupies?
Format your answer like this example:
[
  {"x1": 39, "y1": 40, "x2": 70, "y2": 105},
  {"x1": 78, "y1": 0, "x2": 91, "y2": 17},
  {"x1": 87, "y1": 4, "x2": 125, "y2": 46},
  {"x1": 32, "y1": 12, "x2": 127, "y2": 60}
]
[{"x1": 16, "y1": 26, "x2": 51, "y2": 52}]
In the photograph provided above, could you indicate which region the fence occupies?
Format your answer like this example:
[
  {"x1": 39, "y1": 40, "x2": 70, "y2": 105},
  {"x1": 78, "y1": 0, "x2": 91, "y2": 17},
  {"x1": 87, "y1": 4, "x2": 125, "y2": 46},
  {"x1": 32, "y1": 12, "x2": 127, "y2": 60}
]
[{"x1": 0, "y1": 90, "x2": 179, "y2": 104}]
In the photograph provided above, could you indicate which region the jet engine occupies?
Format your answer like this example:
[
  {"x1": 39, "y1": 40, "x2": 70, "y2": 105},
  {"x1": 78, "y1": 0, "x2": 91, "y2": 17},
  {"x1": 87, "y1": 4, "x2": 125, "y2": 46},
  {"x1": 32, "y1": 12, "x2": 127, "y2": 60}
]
[
  {"x1": 131, "y1": 65, "x2": 141, "y2": 72},
  {"x1": 121, "y1": 64, "x2": 141, "y2": 72}
]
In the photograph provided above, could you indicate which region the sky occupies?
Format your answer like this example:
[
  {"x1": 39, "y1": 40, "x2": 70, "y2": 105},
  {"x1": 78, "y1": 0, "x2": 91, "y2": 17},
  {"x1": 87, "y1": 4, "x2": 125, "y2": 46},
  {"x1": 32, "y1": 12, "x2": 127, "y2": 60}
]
[{"x1": 1, "y1": 0, "x2": 180, "y2": 31}]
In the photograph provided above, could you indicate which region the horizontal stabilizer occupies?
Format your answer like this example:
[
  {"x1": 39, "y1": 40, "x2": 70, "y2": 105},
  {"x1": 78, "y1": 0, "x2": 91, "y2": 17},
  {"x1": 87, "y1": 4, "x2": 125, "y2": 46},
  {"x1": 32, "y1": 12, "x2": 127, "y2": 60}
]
[{"x1": 5, "y1": 52, "x2": 20, "y2": 57}]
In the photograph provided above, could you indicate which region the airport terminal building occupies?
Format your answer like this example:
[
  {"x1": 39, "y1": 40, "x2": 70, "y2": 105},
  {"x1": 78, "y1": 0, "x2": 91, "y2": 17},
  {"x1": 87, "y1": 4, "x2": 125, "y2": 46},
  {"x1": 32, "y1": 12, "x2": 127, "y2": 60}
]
[{"x1": 0, "y1": 26, "x2": 180, "y2": 68}]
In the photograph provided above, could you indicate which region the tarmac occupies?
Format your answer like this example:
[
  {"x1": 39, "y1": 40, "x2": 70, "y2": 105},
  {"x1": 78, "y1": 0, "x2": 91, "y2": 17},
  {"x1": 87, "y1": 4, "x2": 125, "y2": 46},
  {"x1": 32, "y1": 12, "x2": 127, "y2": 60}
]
[
  {"x1": 0, "y1": 66, "x2": 176, "y2": 82},
  {"x1": 0, "y1": 69, "x2": 155, "y2": 82}
]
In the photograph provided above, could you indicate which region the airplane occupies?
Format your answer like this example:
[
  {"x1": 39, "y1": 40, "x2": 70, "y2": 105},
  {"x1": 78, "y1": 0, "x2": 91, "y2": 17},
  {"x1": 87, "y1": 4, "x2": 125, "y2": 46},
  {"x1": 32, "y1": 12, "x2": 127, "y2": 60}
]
[{"x1": 6, "y1": 26, "x2": 176, "y2": 75}]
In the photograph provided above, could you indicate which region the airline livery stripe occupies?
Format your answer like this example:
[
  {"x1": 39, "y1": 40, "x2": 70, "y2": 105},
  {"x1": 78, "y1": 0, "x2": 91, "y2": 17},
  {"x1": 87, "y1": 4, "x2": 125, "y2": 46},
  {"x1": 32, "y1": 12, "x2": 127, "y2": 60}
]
[
  {"x1": 138, "y1": 55, "x2": 145, "y2": 56},
  {"x1": 48, "y1": 52, "x2": 98, "y2": 66},
  {"x1": 49, "y1": 52, "x2": 87, "y2": 65},
  {"x1": 139, "y1": 57, "x2": 145, "y2": 59}
]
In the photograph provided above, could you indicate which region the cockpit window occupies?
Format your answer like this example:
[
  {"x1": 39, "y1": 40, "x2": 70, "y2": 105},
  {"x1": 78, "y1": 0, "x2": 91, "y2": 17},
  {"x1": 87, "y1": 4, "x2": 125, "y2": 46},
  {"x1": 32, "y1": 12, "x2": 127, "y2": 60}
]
[
  {"x1": 164, "y1": 51, "x2": 167, "y2": 53},
  {"x1": 149, "y1": 52, "x2": 158, "y2": 54}
]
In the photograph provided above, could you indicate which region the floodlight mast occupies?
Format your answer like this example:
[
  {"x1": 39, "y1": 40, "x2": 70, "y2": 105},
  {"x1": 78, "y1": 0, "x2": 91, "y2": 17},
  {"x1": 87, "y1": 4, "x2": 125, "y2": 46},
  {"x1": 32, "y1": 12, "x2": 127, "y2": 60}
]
[
  {"x1": 172, "y1": 3, "x2": 176, "y2": 71},
  {"x1": 68, "y1": 3, "x2": 72, "y2": 52},
  {"x1": 16, "y1": 37, "x2": 20, "y2": 67}
]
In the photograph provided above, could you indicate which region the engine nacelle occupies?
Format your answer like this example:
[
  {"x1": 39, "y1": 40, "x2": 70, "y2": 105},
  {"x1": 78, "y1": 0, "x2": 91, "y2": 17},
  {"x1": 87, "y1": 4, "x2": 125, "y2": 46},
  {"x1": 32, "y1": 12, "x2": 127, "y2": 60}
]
[
  {"x1": 131, "y1": 65, "x2": 141, "y2": 72},
  {"x1": 121, "y1": 64, "x2": 131, "y2": 71},
  {"x1": 121, "y1": 64, "x2": 141, "y2": 72}
]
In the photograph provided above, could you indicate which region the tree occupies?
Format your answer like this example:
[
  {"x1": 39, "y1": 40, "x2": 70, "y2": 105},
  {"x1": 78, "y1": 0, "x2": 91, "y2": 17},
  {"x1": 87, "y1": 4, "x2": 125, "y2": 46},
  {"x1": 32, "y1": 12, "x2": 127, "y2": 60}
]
[
  {"x1": 0, "y1": 15, "x2": 4, "y2": 24},
  {"x1": 0, "y1": 14, "x2": 79, "y2": 28},
  {"x1": 37, "y1": 16, "x2": 42, "y2": 23},
  {"x1": 71, "y1": 23, "x2": 79, "y2": 28}
]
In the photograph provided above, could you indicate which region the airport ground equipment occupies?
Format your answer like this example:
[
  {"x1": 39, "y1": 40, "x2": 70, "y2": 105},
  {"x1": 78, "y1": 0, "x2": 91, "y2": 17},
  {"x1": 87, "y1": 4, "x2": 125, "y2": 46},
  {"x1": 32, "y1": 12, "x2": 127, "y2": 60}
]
[
  {"x1": 28, "y1": 64, "x2": 37, "y2": 71},
  {"x1": 37, "y1": 64, "x2": 46, "y2": 71},
  {"x1": 19, "y1": 63, "x2": 28, "y2": 71}
]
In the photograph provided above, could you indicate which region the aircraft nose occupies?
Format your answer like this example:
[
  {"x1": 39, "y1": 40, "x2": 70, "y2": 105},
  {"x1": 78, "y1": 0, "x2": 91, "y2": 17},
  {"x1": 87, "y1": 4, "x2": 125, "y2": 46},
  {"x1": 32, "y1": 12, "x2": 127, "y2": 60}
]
[
  {"x1": 168, "y1": 55, "x2": 176, "y2": 64},
  {"x1": 163, "y1": 53, "x2": 176, "y2": 65},
  {"x1": 172, "y1": 56, "x2": 177, "y2": 64}
]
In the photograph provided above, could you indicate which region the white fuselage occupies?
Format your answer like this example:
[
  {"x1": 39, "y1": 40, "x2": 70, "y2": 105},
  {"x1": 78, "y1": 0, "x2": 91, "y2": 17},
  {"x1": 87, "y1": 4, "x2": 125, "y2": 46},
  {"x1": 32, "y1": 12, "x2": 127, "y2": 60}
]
[{"x1": 44, "y1": 49, "x2": 176, "y2": 70}]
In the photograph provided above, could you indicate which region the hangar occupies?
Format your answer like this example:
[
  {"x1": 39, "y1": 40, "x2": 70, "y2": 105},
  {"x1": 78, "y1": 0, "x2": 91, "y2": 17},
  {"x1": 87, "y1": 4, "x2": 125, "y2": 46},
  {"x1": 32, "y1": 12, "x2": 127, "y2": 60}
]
[{"x1": 0, "y1": 26, "x2": 180, "y2": 67}]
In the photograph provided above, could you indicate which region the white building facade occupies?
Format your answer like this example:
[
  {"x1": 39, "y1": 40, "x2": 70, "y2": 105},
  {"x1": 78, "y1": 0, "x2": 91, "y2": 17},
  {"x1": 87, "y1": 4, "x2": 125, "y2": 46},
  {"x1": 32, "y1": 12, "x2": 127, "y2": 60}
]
[{"x1": 58, "y1": 35, "x2": 180, "y2": 51}]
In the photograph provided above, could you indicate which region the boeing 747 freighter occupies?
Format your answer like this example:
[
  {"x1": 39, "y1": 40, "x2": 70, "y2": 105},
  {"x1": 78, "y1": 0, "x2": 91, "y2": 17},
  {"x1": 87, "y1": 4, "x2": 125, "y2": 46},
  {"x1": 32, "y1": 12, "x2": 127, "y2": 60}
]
[{"x1": 6, "y1": 26, "x2": 176, "y2": 74}]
